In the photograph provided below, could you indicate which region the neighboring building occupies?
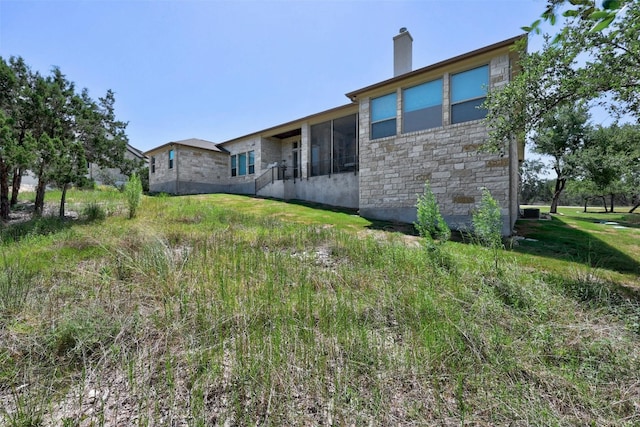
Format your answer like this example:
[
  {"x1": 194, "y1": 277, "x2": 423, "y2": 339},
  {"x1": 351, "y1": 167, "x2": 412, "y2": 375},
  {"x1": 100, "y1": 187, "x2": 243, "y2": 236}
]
[
  {"x1": 145, "y1": 31, "x2": 525, "y2": 234},
  {"x1": 145, "y1": 138, "x2": 230, "y2": 195},
  {"x1": 88, "y1": 144, "x2": 148, "y2": 187}
]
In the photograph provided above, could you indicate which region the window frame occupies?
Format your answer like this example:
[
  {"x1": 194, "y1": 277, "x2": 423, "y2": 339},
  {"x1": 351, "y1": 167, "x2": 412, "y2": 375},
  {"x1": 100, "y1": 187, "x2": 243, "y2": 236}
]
[
  {"x1": 450, "y1": 64, "x2": 489, "y2": 124},
  {"x1": 231, "y1": 155, "x2": 237, "y2": 177},
  {"x1": 402, "y1": 78, "x2": 443, "y2": 133},
  {"x1": 230, "y1": 150, "x2": 256, "y2": 177},
  {"x1": 168, "y1": 149, "x2": 174, "y2": 169},
  {"x1": 248, "y1": 150, "x2": 255, "y2": 175},
  {"x1": 370, "y1": 92, "x2": 397, "y2": 139},
  {"x1": 238, "y1": 153, "x2": 247, "y2": 176},
  {"x1": 310, "y1": 114, "x2": 358, "y2": 177}
]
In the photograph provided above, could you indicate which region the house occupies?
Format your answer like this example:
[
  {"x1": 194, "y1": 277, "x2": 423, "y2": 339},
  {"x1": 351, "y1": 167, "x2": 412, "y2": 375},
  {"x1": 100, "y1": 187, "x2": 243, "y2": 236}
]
[
  {"x1": 88, "y1": 143, "x2": 148, "y2": 187},
  {"x1": 146, "y1": 30, "x2": 525, "y2": 235},
  {"x1": 146, "y1": 138, "x2": 231, "y2": 195}
]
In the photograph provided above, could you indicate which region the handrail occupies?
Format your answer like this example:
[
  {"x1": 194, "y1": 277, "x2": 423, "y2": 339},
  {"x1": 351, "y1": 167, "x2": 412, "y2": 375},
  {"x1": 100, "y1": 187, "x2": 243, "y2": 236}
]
[{"x1": 255, "y1": 167, "x2": 277, "y2": 194}]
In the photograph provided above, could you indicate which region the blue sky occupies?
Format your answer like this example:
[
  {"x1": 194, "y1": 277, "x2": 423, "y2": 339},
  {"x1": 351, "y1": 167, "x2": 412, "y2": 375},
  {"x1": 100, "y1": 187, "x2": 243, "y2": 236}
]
[{"x1": 0, "y1": 0, "x2": 550, "y2": 152}]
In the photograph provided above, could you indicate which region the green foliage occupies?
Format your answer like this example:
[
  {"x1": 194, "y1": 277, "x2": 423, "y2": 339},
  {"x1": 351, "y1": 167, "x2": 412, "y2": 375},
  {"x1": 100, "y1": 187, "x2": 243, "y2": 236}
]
[
  {"x1": 526, "y1": 0, "x2": 627, "y2": 37},
  {"x1": 123, "y1": 172, "x2": 142, "y2": 219},
  {"x1": 1, "y1": 193, "x2": 639, "y2": 425},
  {"x1": 138, "y1": 166, "x2": 149, "y2": 192},
  {"x1": 520, "y1": 159, "x2": 553, "y2": 204},
  {"x1": 0, "y1": 255, "x2": 34, "y2": 316},
  {"x1": 486, "y1": 1, "x2": 640, "y2": 153},
  {"x1": 472, "y1": 188, "x2": 503, "y2": 248},
  {"x1": 0, "y1": 55, "x2": 129, "y2": 219},
  {"x1": 414, "y1": 181, "x2": 450, "y2": 244},
  {"x1": 82, "y1": 202, "x2": 106, "y2": 221}
]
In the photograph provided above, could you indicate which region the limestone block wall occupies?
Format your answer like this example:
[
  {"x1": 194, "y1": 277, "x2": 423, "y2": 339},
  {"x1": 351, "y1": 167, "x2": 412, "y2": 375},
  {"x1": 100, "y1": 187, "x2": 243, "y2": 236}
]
[
  {"x1": 224, "y1": 137, "x2": 260, "y2": 185},
  {"x1": 260, "y1": 137, "x2": 282, "y2": 171},
  {"x1": 358, "y1": 53, "x2": 516, "y2": 234},
  {"x1": 149, "y1": 147, "x2": 177, "y2": 192},
  {"x1": 175, "y1": 148, "x2": 229, "y2": 194},
  {"x1": 149, "y1": 146, "x2": 230, "y2": 195}
]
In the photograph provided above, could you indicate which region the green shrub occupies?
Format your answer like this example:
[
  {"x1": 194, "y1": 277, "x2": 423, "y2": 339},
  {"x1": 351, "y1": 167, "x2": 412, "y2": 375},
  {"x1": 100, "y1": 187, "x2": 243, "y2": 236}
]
[
  {"x1": 82, "y1": 202, "x2": 106, "y2": 221},
  {"x1": 123, "y1": 172, "x2": 143, "y2": 219},
  {"x1": 472, "y1": 188, "x2": 503, "y2": 248},
  {"x1": 414, "y1": 181, "x2": 450, "y2": 244}
]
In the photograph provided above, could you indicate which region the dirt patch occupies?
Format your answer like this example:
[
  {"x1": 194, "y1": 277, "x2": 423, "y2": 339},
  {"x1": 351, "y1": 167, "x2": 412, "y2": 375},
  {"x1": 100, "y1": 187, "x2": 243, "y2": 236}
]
[{"x1": 3, "y1": 201, "x2": 78, "y2": 226}]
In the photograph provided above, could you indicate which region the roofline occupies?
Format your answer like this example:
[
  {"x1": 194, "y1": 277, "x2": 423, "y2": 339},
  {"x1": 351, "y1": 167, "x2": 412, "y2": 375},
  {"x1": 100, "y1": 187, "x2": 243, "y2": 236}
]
[
  {"x1": 144, "y1": 141, "x2": 228, "y2": 156},
  {"x1": 126, "y1": 144, "x2": 148, "y2": 159},
  {"x1": 218, "y1": 102, "x2": 358, "y2": 146},
  {"x1": 345, "y1": 34, "x2": 527, "y2": 101}
]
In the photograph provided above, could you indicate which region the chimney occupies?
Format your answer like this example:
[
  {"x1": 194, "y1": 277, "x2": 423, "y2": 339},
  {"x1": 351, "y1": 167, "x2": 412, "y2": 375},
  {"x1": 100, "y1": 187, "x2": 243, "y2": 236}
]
[{"x1": 393, "y1": 27, "x2": 413, "y2": 76}]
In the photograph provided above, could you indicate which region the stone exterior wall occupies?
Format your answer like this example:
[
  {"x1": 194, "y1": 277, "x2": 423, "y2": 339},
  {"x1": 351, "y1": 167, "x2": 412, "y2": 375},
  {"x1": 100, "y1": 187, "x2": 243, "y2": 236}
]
[
  {"x1": 260, "y1": 137, "x2": 283, "y2": 171},
  {"x1": 148, "y1": 147, "x2": 177, "y2": 192},
  {"x1": 358, "y1": 53, "x2": 516, "y2": 234},
  {"x1": 148, "y1": 145, "x2": 229, "y2": 195},
  {"x1": 224, "y1": 137, "x2": 260, "y2": 186}
]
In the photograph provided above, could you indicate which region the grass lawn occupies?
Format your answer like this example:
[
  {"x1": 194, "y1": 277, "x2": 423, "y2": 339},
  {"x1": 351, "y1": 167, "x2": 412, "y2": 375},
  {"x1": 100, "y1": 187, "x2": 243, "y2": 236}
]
[
  {"x1": 1, "y1": 190, "x2": 639, "y2": 425},
  {"x1": 514, "y1": 205, "x2": 640, "y2": 289}
]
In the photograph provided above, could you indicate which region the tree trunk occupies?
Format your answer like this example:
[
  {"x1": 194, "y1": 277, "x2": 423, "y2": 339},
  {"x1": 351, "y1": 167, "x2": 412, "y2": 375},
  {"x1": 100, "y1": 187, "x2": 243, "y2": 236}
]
[
  {"x1": 601, "y1": 196, "x2": 608, "y2": 212},
  {"x1": 10, "y1": 168, "x2": 22, "y2": 206},
  {"x1": 630, "y1": 203, "x2": 640, "y2": 213},
  {"x1": 59, "y1": 183, "x2": 67, "y2": 218},
  {"x1": 34, "y1": 162, "x2": 47, "y2": 217},
  {"x1": 583, "y1": 197, "x2": 589, "y2": 213},
  {"x1": 550, "y1": 178, "x2": 566, "y2": 214},
  {"x1": 610, "y1": 193, "x2": 615, "y2": 213},
  {"x1": 0, "y1": 160, "x2": 9, "y2": 221}
]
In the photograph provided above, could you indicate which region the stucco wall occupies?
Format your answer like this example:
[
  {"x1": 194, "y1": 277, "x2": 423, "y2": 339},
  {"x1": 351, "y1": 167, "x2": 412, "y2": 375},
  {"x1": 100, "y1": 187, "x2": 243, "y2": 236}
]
[{"x1": 257, "y1": 172, "x2": 359, "y2": 209}]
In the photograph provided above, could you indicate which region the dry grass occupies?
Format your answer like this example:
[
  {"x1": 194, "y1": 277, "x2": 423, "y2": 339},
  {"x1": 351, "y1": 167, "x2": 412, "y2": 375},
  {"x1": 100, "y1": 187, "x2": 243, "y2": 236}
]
[{"x1": 0, "y1": 193, "x2": 639, "y2": 425}]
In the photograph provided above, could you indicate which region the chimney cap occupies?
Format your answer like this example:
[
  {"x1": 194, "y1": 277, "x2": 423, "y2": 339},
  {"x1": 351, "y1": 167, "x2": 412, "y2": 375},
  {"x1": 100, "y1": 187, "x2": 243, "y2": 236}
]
[{"x1": 399, "y1": 27, "x2": 407, "y2": 33}]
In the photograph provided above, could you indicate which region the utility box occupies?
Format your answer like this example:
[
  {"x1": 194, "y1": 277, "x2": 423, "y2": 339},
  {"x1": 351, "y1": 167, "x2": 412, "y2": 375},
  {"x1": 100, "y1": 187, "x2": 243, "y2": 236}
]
[{"x1": 522, "y1": 208, "x2": 540, "y2": 219}]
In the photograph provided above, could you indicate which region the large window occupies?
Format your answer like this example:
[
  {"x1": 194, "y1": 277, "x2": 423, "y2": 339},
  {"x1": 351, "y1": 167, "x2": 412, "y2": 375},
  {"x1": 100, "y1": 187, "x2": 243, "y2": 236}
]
[
  {"x1": 310, "y1": 121, "x2": 331, "y2": 176},
  {"x1": 403, "y1": 79, "x2": 443, "y2": 132},
  {"x1": 230, "y1": 150, "x2": 255, "y2": 177},
  {"x1": 332, "y1": 114, "x2": 357, "y2": 173},
  {"x1": 451, "y1": 65, "x2": 489, "y2": 124},
  {"x1": 371, "y1": 93, "x2": 397, "y2": 139},
  {"x1": 248, "y1": 150, "x2": 255, "y2": 175},
  {"x1": 168, "y1": 149, "x2": 174, "y2": 169},
  {"x1": 238, "y1": 153, "x2": 247, "y2": 176},
  {"x1": 311, "y1": 114, "x2": 357, "y2": 177}
]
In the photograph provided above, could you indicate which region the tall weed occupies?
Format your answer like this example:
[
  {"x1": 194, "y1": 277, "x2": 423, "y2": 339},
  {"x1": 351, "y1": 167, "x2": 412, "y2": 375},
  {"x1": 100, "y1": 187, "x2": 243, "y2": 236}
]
[
  {"x1": 123, "y1": 173, "x2": 143, "y2": 219},
  {"x1": 0, "y1": 255, "x2": 35, "y2": 315}
]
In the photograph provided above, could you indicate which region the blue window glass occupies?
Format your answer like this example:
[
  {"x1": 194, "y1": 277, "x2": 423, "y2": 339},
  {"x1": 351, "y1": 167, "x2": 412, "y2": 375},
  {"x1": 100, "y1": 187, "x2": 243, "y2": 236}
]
[
  {"x1": 403, "y1": 79, "x2": 443, "y2": 132},
  {"x1": 168, "y1": 149, "x2": 174, "y2": 169},
  {"x1": 371, "y1": 93, "x2": 397, "y2": 122},
  {"x1": 451, "y1": 65, "x2": 488, "y2": 103},
  {"x1": 451, "y1": 65, "x2": 489, "y2": 124},
  {"x1": 238, "y1": 153, "x2": 247, "y2": 176},
  {"x1": 371, "y1": 93, "x2": 397, "y2": 139}
]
